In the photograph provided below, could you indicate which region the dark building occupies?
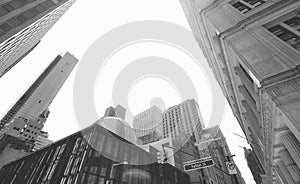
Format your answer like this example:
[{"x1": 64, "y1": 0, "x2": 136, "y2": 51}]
[
  {"x1": 0, "y1": 0, "x2": 76, "y2": 77},
  {"x1": 0, "y1": 119, "x2": 191, "y2": 184},
  {"x1": 244, "y1": 147, "x2": 263, "y2": 184},
  {"x1": 197, "y1": 126, "x2": 245, "y2": 184}
]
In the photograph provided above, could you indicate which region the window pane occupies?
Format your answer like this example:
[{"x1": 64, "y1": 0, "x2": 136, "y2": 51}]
[
  {"x1": 0, "y1": 7, "x2": 9, "y2": 16},
  {"x1": 243, "y1": 0, "x2": 265, "y2": 7},
  {"x1": 231, "y1": 1, "x2": 251, "y2": 13},
  {"x1": 23, "y1": 10, "x2": 35, "y2": 19},
  {"x1": 35, "y1": 4, "x2": 47, "y2": 13},
  {"x1": 0, "y1": 23, "x2": 13, "y2": 32},
  {"x1": 9, "y1": 0, "x2": 23, "y2": 9},
  {"x1": 284, "y1": 17, "x2": 300, "y2": 30},
  {"x1": 3, "y1": 4, "x2": 14, "y2": 12}
]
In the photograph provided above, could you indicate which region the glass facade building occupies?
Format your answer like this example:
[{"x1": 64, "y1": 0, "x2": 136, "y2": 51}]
[{"x1": 0, "y1": 120, "x2": 191, "y2": 184}]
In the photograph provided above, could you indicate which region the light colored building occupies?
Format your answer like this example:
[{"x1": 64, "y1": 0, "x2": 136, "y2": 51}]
[
  {"x1": 162, "y1": 99, "x2": 204, "y2": 142},
  {"x1": 180, "y1": 0, "x2": 300, "y2": 183},
  {"x1": 133, "y1": 106, "x2": 163, "y2": 143},
  {"x1": 0, "y1": 0, "x2": 76, "y2": 77},
  {"x1": 0, "y1": 52, "x2": 78, "y2": 139},
  {"x1": 32, "y1": 131, "x2": 52, "y2": 151}
]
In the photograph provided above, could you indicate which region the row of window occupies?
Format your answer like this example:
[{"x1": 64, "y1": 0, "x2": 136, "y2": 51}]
[
  {"x1": 0, "y1": 0, "x2": 56, "y2": 37},
  {"x1": 267, "y1": 16, "x2": 300, "y2": 51},
  {"x1": 0, "y1": 0, "x2": 36, "y2": 17},
  {"x1": 230, "y1": 0, "x2": 266, "y2": 14}
]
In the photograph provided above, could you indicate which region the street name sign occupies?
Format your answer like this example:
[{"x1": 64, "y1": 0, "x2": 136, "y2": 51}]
[{"x1": 183, "y1": 158, "x2": 215, "y2": 172}]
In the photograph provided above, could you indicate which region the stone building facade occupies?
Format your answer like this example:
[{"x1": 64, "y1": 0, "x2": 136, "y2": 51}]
[{"x1": 180, "y1": 0, "x2": 300, "y2": 183}]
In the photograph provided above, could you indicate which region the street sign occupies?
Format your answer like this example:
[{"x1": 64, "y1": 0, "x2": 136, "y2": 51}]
[
  {"x1": 226, "y1": 161, "x2": 237, "y2": 175},
  {"x1": 183, "y1": 158, "x2": 215, "y2": 172}
]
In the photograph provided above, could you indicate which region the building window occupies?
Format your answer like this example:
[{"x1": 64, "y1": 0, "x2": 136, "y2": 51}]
[
  {"x1": 265, "y1": 13, "x2": 300, "y2": 52},
  {"x1": 230, "y1": 0, "x2": 266, "y2": 14}
]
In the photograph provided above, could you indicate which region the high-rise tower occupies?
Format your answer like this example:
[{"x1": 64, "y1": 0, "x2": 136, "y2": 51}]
[
  {"x1": 0, "y1": 52, "x2": 78, "y2": 141},
  {"x1": 133, "y1": 106, "x2": 163, "y2": 145},
  {"x1": 0, "y1": 0, "x2": 76, "y2": 77},
  {"x1": 180, "y1": 0, "x2": 300, "y2": 182},
  {"x1": 162, "y1": 99, "x2": 204, "y2": 142}
]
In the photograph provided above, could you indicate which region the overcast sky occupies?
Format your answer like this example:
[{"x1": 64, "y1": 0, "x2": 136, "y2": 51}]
[{"x1": 0, "y1": 0, "x2": 254, "y2": 183}]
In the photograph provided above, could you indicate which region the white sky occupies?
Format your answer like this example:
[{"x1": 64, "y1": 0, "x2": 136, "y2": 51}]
[{"x1": 0, "y1": 0, "x2": 254, "y2": 183}]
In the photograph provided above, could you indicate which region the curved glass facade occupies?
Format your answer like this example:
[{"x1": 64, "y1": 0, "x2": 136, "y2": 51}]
[{"x1": 96, "y1": 117, "x2": 137, "y2": 144}]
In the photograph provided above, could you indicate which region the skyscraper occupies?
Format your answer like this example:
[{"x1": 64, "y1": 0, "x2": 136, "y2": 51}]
[
  {"x1": 0, "y1": 0, "x2": 76, "y2": 77},
  {"x1": 162, "y1": 99, "x2": 204, "y2": 142},
  {"x1": 0, "y1": 52, "x2": 78, "y2": 141},
  {"x1": 180, "y1": 0, "x2": 300, "y2": 182},
  {"x1": 133, "y1": 106, "x2": 163, "y2": 144}
]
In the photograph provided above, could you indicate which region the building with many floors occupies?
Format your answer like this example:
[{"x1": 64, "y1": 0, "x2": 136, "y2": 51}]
[
  {"x1": 133, "y1": 106, "x2": 163, "y2": 144},
  {"x1": 162, "y1": 99, "x2": 205, "y2": 142},
  {"x1": 0, "y1": 52, "x2": 77, "y2": 169},
  {"x1": 180, "y1": 0, "x2": 300, "y2": 182},
  {"x1": 0, "y1": 0, "x2": 76, "y2": 77},
  {"x1": 0, "y1": 52, "x2": 78, "y2": 137}
]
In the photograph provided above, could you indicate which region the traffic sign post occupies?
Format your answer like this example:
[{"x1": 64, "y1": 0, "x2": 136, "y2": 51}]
[
  {"x1": 183, "y1": 158, "x2": 215, "y2": 172},
  {"x1": 226, "y1": 161, "x2": 237, "y2": 175}
]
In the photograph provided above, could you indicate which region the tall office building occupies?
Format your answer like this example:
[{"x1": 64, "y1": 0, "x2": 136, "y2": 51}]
[
  {"x1": 0, "y1": 52, "x2": 78, "y2": 141},
  {"x1": 180, "y1": 0, "x2": 300, "y2": 182},
  {"x1": 0, "y1": 0, "x2": 76, "y2": 77},
  {"x1": 162, "y1": 99, "x2": 204, "y2": 142},
  {"x1": 133, "y1": 106, "x2": 163, "y2": 144}
]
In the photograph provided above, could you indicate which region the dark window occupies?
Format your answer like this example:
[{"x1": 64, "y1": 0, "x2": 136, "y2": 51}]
[
  {"x1": 29, "y1": 8, "x2": 40, "y2": 16},
  {"x1": 0, "y1": 23, "x2": 13, "y2": 32},
  {"x1": 231, "y1": 1, "x2": 251, "y2": 13},
  {"x1": 239, "y1": 64, "x2": 254, "y2": 84},
  {"x1": 243, "y1": 0, "x2": 265, "y2": 7},
  {"x1": 35, "y1": 5, "x2": 47, "y2": 13},
  {"x1": 284, "y1": 17, "x2": 300, "y2": 31},
  {"x1": 23, "y1": 10, "x2": 35, "y2": 19},
  {"x1": 3, "y1": 4, "x2": 14, "y2": 12},
  {"x1": 0, "y1": 29, "x2": 5, "y2": 37},
  {"x1": 0, "y1": 7, "x2": 9, "y2": 17},
  {"x1": 267, "y1": 24, "x2": 300, "y2": 51},
  {"x1": 13, "y1": 127, "x2": 20, "y2": 131},
  {"x1": 9, "y1": 0, "x2": 23, "y2": 9},
  {"x1": 7, "y1": 18, "x2": 22, "y2": 27},
  {"x1": 16, "y1": 14, "x2": 27, "y2": 23}
]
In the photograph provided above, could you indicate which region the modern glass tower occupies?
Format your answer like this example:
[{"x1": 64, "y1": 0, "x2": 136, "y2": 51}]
[
  {"x1": 0, "y1": 52, "x2": 78, "y2": 141},
  {"x1": 0, "y1": 0, "x2": 76, "y2": 77}
]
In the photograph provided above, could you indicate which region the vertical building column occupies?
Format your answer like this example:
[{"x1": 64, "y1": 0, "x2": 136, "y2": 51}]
[
  {"x1": 275, "y1": 161, "x2": 295, "y2": 184},
  {"x1": 281, "y1": 131, "x2": 300, "y2": 170},
  {"x1": 279, "y1": 149, "x2": 300, "y2": 182}
]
